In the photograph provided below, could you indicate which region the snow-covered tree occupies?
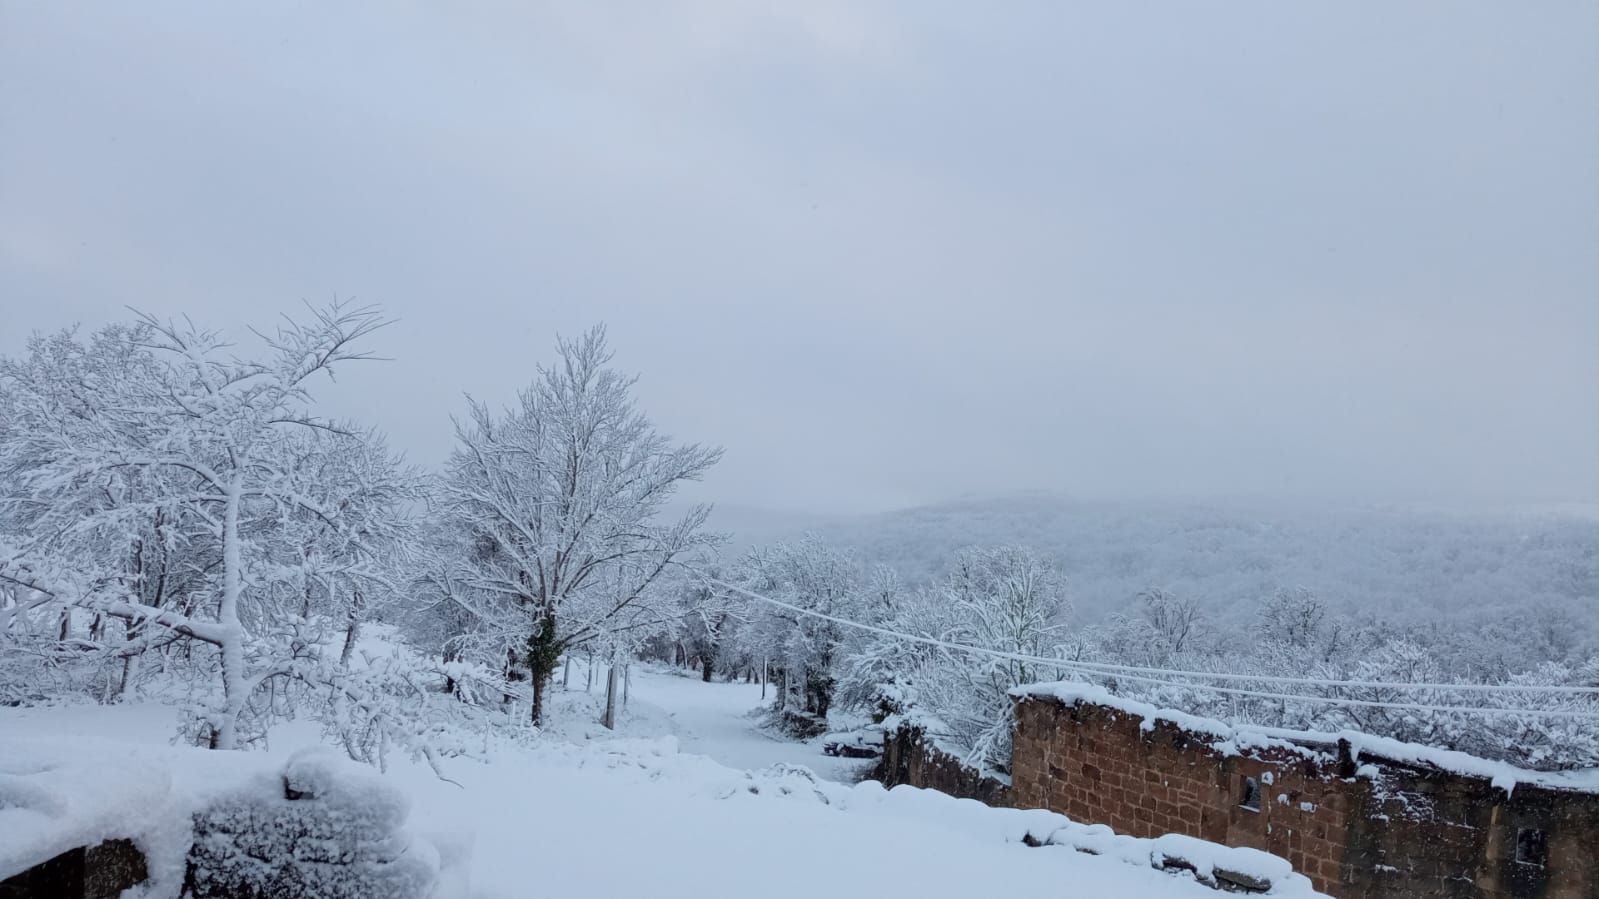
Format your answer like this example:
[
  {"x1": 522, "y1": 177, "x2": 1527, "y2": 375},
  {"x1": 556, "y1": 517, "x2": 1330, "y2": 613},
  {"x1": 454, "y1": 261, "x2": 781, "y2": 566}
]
[
  {"x1": 0, "y1": 306, "x2": 426, "y2": 752},
  {"x1": 1137, "y1": 588, "x2": 1209, "y2": 660},
  {"x1": 1256, "y1": 586, "x2": 1329, "y2": 653},
  {"x1": 888, "y1": 546, "x2": 1073, "y2": 770},
  {"x1": 734, "y1": 536, "x2": 870, "y2": 725},
  {"x1": 669, "y1": 569, "x2": 740, "y2": 682},
  {"x1": 425, "y1": 326, "x2": 720, "y2": 725}
]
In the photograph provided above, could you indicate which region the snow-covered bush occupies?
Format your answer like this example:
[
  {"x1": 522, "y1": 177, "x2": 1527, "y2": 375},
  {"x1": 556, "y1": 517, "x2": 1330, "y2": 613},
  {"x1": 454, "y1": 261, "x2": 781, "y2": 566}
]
[{"x1": 186, "y1": 748, "x2": 440, "y2": 899}]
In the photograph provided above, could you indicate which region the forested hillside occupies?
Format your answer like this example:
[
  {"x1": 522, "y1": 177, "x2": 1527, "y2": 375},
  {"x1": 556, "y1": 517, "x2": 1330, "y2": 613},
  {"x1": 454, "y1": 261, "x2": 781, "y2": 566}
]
[{"x1": 728, "y1": 495, "x2": 1599, "y2": 677}]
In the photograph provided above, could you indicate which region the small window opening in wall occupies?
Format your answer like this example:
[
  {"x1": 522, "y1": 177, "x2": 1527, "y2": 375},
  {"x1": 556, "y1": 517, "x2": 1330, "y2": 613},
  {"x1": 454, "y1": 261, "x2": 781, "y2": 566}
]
[
  {"x1": 1240, "y1": 776, "x2": 1261, "y2": 811},
  {"x1": 1515, "y1": 828, "x2": 1547, "y2": 867}
]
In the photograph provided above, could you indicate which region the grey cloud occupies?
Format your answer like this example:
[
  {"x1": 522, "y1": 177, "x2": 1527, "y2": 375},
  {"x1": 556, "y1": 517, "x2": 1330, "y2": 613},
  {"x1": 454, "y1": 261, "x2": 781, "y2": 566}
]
[{"x1": 2, "y1": 1, "x2": 1594, "y2": 513}]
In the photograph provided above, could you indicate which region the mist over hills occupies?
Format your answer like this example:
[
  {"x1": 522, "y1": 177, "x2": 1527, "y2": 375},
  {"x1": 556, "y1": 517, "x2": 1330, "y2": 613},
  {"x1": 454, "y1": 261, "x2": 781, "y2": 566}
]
[{"x1": 704, "y1": 494, "x2": 1599, "y2": 670}]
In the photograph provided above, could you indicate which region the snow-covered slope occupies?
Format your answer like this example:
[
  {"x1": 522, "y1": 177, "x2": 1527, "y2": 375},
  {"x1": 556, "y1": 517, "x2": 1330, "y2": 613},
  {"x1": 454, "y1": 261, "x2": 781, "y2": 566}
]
[{"x1": 0, "y1": 672, "x2": 1325, "y2": 898}]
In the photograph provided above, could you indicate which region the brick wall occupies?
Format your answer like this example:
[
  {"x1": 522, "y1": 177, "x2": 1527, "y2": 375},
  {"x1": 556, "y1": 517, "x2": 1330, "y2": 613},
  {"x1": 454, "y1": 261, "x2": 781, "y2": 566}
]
[{"x1": 1010, "y1": 694, "x2": 1599, "y2": 899}]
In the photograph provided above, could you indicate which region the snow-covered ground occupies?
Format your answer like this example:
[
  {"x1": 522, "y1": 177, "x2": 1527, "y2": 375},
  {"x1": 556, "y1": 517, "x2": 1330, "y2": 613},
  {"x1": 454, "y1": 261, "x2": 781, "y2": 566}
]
[
  {"x1": 619, "y1": 665, "x2": 875, "y2": 780},
  {"x1": 1, "y1": 667, "x2": 1321, "y2": 898}
]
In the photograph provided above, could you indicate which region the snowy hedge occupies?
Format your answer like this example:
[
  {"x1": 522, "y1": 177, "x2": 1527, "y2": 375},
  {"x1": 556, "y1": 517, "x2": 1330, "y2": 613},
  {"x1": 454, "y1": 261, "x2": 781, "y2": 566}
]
[{"x1": 186, "y1": 748, "x2": 441, "y2": 899}]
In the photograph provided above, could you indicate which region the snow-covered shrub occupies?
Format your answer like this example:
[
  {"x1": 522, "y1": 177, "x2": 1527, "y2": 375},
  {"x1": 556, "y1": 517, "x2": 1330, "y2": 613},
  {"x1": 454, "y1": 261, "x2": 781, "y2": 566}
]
[{"x1": 186, "y1": 748, "x2": 440, "y2": 899}]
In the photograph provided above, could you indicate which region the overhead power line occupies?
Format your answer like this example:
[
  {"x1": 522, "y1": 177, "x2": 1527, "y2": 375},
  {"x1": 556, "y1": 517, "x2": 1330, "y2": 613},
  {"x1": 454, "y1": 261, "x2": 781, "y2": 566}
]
[{"x1": 704, "y1": 577, "x2": 1599, "y2": 721}]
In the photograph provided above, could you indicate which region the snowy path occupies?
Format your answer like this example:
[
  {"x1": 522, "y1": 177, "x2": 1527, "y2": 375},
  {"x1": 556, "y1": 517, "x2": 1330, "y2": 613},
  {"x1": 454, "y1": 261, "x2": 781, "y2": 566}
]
[{"x1": 621, "y1": 666, "x2": 871, "y2": 781}]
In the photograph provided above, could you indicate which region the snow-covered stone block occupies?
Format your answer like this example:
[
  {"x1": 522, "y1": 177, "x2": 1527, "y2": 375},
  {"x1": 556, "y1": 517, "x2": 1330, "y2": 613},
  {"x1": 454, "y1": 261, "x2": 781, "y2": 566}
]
[{"x1": 186, "y1": 748, "x2": 440, "y2": 899}]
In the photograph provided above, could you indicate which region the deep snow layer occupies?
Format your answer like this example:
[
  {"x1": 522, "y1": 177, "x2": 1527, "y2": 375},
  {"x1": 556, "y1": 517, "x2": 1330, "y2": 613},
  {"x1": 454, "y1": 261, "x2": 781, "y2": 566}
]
[{"x1": 1, "y1": 669, "x2": 1323, "y2": 898}]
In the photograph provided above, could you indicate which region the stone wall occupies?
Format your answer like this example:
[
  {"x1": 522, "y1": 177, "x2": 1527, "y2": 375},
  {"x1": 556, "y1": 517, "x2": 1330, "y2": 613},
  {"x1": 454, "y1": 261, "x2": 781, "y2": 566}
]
[
  {"x1": 1010, "y1": 694, "x2": 1599, "y2": 899},
  {"x1": 0, "y1": 839, "x2": 147, "y2": 899},
  {"x1": 876, "y1": 725, "x2": 1014, "y2": 808}
]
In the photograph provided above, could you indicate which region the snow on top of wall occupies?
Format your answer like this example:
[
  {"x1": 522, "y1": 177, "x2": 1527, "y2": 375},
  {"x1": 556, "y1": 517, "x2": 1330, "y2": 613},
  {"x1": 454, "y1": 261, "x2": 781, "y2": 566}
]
[
  {"x1": 1011, "y1": 681, "x2": 1599, "y2": 795},
  {"x1": 1337, "y1": 731, "x2": 1599, "y2": 795},
  {"x1": 0, "y1": 737, "x2": 247, "y2": 885},
  {"x1": 1010, "y1": 682, "x2": 1332, "y2": 763}
]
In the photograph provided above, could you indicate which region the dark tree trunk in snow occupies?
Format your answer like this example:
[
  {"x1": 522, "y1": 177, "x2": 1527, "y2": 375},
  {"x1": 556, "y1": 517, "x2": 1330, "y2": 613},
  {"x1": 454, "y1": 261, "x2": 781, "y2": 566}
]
[
  {"x1": 339, "y1": 589, "x2": 365, "y2": 668},
  {"x1": 443, "y1": 641, "x2": 460, "y2": 696},
  {"x1": 531, "y1": 675, "x2": 547, "y2": 728},
  {"x1": 805, "y1": 670, "x2": 834, "y2": 720},
  {"x1": 115, "y1": 619, "x2": 141, "y2": 701},
  {"x1": 340, "y1": 619, "x2": 361, "y2": 668},
  {"x1": 601, "y1": 665, "x2": 620, "y2": 729},
  {"x1": 527, "y1": 608, "x2": 562, "y2": 726}
]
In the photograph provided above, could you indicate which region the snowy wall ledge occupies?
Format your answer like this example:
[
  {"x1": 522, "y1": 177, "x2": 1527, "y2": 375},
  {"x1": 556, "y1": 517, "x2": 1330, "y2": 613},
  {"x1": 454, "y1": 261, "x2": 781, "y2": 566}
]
[
  {"x1": 0, "y1": 738, "x2": 180, "y2": 886},
  {"x1": 1009, "y1": 681, "x2": 1599, "y2": 795},
  {"x1": 1007, "y1": 684, "x2": 1599, "y2": 899}
]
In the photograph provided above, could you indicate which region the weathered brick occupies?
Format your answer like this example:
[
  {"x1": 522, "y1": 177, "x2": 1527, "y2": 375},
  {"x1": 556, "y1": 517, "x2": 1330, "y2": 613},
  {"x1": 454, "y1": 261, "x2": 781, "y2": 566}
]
[{"x1": 880, "y1": 700, "x2": 1599, "y2": 899}]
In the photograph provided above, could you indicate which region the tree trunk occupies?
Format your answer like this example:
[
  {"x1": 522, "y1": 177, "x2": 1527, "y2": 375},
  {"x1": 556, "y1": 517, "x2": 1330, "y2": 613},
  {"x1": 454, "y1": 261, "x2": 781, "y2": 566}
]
[
  {"x1": 806, "y1": 670, "x2": 834, "y2": 720},
  {"x1": 443, "y1": 641, "x2": 460, "y2": 696},
  {"x1": 563, "y1": 655, "x2": 572, "y2": 689},
  {"x1": 601, "y1": 664, "x2": 620, "y2": 729},
  {"x1": 623, "y1": 664, "x2": 631, "y2": 708},
  {"x1": 527, "y1": 607, "x2": 562, "y2": 726},
  {"x1": 531, "y1": 674, "x2": 547, "y2": 728},
  {"x1": 339, "y1": 589, "x2": 364, "y2": 667},
  {"x1": 118, "y1": 655, "x2": 139, "y2": 701},
  {"x1": 114, "y1": 618, "x2": 142, "y2": 701},
  {"x1": 215, "y1": 480, "x2": 247, "y2": 751}
]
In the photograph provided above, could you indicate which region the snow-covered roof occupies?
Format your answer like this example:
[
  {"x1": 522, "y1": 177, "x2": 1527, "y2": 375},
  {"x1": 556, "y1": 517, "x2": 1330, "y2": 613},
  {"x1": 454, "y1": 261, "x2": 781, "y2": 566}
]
[{"x1": 1011, "y1": 681, "x2": 1599, "y2": 795}]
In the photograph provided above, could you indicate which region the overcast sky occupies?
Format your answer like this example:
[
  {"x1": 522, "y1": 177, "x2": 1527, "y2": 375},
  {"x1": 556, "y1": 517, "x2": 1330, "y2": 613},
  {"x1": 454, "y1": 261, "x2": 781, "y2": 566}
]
[{"x1": 2, "y1": 1, "x2": 1596, "y2": 514}]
